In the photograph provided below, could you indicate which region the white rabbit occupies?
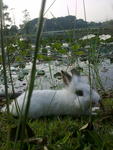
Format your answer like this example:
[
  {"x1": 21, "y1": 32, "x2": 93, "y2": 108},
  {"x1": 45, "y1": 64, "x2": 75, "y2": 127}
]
[{"x1": 2, "y1": 69, "x2": 100, "y2": 119}]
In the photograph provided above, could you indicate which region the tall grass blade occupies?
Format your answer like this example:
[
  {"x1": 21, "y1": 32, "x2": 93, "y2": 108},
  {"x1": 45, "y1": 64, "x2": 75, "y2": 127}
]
[
  {"x1": 7, "y1": 49, "x2": 15, "y2": 96},
  {"x1": 67, "y1": 5, "x2": 70, "y2": 16},
  {"x1": 82, "y1": 0, "x2": 93, "y2": 121},
  {"x1": 0, "y1": 0, "x2": 9, "y2": 113},
  {"x1": 83, "y1": 0, "x2": 87, "y2": 23},
  {"x1": 14, "y1": 1, "x2": 47, "y2": 149},
  {"x1": 24, "y1": 0, "x2": 46, "y2": 121},
  {"x1": 73, "y1": 0, "x2": 77, "y2": 39},
  {"x1": 44, "y1": 0, "x2": 56, "y2": 16}
]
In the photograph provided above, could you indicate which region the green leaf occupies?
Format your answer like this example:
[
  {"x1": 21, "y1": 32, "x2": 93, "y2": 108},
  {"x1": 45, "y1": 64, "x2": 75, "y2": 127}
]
[
  {"x1": 74, "y1": 51, "x2": 85, "y2": 55},
  {"x1": 88, "y1": 131, "x2": 103, "y2": 148},
  {"x1": 71, "y1": 44, "x2": 80, "y2": 51},
  {"x1": 37, "y1": 54, "x2": 53, "y2": 61},
  {"x1": 15, "y1": 56, "x2": 23, "y2": 62},
  {"x1": 52, "y1": 42, "x2": 62, "y2": 49},
  {"x1": 57, "y1": 49, "x2": 67, "y2": 54}
]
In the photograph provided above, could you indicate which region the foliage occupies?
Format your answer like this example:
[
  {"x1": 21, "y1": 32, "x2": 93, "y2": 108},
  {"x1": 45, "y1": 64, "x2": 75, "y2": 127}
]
[
  {"x1": 2, "y1": 4, "x2": 12, "y2": 36},
  {"x1": 0, "y1": 98, "x2": 113, "y2": 150}
]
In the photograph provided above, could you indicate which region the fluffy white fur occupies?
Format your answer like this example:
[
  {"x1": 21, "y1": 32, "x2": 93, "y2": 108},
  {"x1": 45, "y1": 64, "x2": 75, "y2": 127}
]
[{"x1": 2, "y1": 70, "x2": 100, "y2": 119}]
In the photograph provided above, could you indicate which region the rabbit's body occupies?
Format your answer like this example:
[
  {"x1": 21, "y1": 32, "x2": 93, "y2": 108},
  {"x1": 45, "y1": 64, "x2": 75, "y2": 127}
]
[
  {"x1": 2, "y1": 70, "x2": 100, "y2": 118},
  {"x1": 8, "y1": 89, "x2": 90, "y2": 118}
]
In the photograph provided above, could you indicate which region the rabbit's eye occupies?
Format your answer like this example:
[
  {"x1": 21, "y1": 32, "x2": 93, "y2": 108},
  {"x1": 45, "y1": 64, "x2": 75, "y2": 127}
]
[{"x1": 76, "y1": 90, "x2": 83, "y2": 96}]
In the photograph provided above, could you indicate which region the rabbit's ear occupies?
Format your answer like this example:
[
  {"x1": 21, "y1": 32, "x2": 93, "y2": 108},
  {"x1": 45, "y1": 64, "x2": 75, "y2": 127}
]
[
  {"x1": 71, "y1": 68, "x2": 80, "y2": 76},
  {"x1": 61, "y1": 70, "x2": 72, "y2": 86}
]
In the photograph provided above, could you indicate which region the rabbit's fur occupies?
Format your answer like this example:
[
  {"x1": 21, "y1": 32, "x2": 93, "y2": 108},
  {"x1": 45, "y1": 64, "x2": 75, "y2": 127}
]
[{"x1": 2, "y1": 69, "x2": 100, "y2": 118}]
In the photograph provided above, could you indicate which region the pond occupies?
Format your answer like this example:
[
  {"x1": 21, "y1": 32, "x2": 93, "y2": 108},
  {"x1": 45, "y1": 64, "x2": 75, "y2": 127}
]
[
  {"x1": 0, "y1": 34, "x2": 113, "y2": 96},
  {"x1": 0, "y1": 58, "x2": 113, "y2": 96}
]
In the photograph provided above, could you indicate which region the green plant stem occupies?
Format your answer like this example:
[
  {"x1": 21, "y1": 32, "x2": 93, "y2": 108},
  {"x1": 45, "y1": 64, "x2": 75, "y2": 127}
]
[
  {"x1": 0, "y1": 2, "x2": 9, "y2": 113},
  {"x1": 7, "y1": 50, "x2": 15, "y2": 96},
  {"x1": 82, "y1": 0, "x2": 93, "y2": 122},
  {"x1": 24, "y1": 0, "x2": 46, "y2": 121},
  {"x1": 13, "y1": 1, "x2": 47, "y2": 148},
  {"x1": 18, "y1": 1, "x2": 47, "y2": 148},
  {"x1": 44, "y1": 0, "x2": 56, "y2": 16},
  {"x1": 83, "y1": 0, "x2": 87, "y2": 22}
]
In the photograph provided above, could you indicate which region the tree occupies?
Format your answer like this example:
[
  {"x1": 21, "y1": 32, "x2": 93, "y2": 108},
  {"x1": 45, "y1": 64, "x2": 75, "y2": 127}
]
[
  {"x1": 9, "y1": 25, "x2": 18, "y2": 35},
  {"x1": 2, "y1": 4, "x2": 12, "y2": 35},
  {"x1": 20, "y1": 9, "x2": 31, "y2": 35}
]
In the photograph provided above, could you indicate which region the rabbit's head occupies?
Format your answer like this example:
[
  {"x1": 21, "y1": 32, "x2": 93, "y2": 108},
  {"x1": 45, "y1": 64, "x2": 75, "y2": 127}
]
[{"x1": 61, "y1": 69, "x2": 100, "y2": 107}]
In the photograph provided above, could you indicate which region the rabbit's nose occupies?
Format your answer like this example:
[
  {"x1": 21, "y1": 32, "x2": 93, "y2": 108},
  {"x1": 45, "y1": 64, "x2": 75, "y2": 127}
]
[{"x1": 92, "y1": 100, "x2": 100, "y2": 106}]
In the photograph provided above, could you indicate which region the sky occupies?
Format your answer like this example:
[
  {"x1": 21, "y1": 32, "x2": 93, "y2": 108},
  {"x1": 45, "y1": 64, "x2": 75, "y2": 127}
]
[{"x1": 3, "y1": 0, "x2": 113, "y2": 26}]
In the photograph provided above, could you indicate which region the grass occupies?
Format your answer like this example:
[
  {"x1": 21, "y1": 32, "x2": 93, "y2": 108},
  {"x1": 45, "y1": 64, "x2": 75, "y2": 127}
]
[{"x1": 0, "y1": 98, "x2": 113, "y2": 150}]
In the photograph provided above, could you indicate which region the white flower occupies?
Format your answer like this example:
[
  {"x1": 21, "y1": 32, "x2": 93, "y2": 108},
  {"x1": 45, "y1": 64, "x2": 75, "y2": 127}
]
[
  {"x1": 99, "y1": 34, "x2": 111, "y2": 40},
  {"x1": 62, "y1": 43, "x2": 69, "y2": 48},
  {"x1": 82, "y1": 34, "x2": 96, "y2": 40}
]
